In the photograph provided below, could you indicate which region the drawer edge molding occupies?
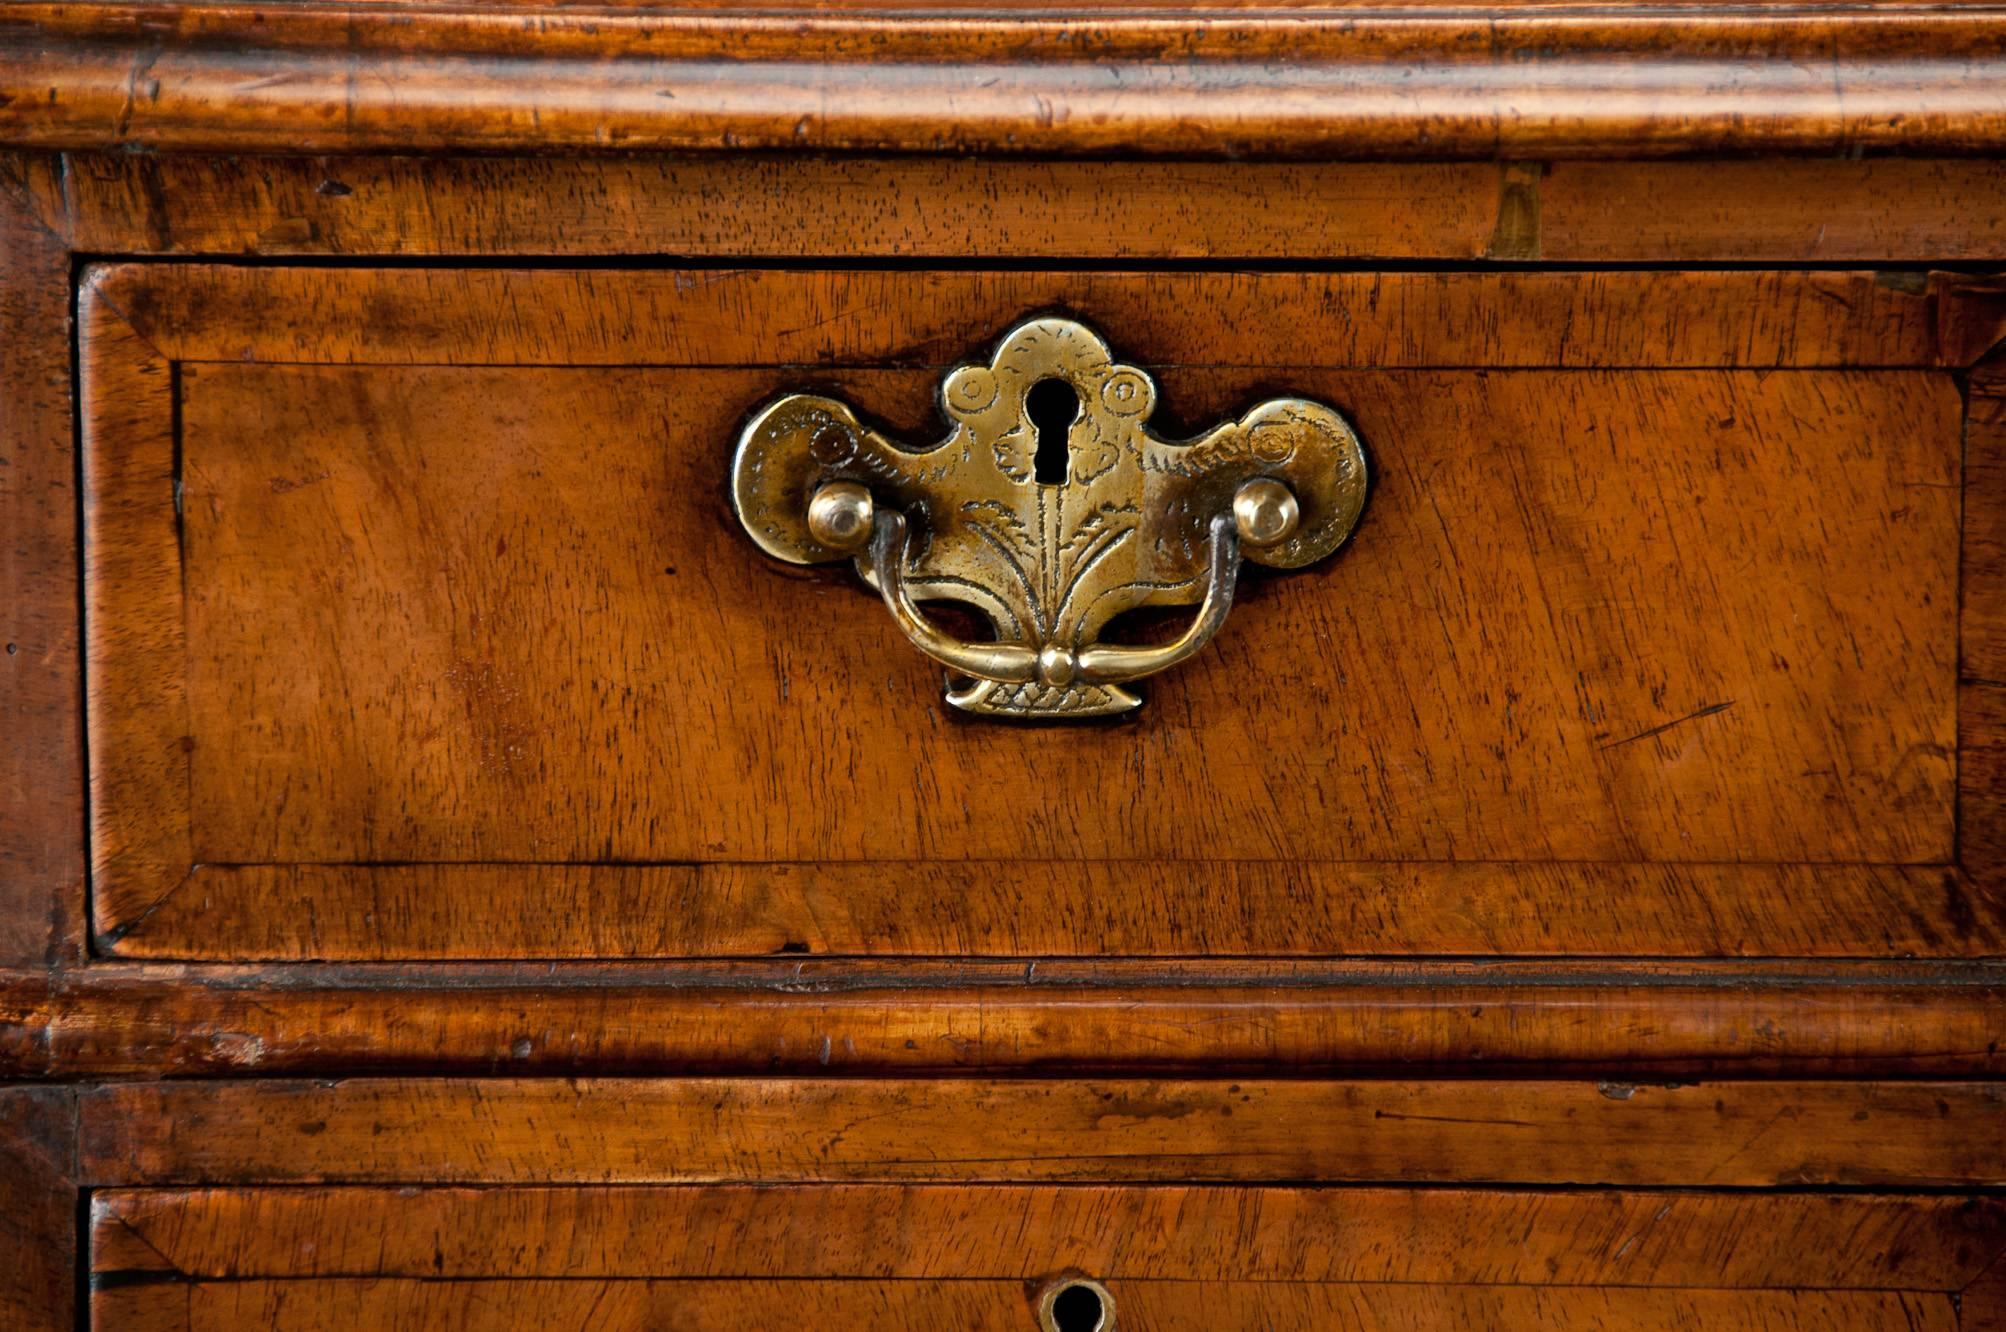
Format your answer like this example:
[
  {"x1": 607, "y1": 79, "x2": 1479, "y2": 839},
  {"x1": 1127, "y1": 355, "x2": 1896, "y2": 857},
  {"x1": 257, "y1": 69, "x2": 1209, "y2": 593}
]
[
  {"x1": 6, "y1": 962, "x2": 2003, "y2": 1079},
  {"x1": 72, "y1": 1076, "x2": 2006, "y2": 1187},
  {"x1": 85, "y1": 1184, "x2": 2006, "y2": 1288},
  {"x1": 95, "y1": 861, "x2": 2004, "y2": 962},
  {"x1": 2, "y1": 7, "x2": 2006, "y2": 158}
]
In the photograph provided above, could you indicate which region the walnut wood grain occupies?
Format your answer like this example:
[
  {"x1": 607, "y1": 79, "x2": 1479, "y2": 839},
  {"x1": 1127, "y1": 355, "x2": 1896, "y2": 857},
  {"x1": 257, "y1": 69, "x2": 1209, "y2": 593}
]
[
  {"x1": 116, "y1": 363, "x2": 1962, "y2": 886},
  {"x1": 0, "y1": 173, "x2": 82, "y2": 966},
  {"x1": 7, "y1": 962, "x2": 2002, "y2": 1078},
  {"x1": 1938, "y1": 278, "x2": 2006, "y2": 374},
  {"x1": 75, "y1": 1078, "x2": 2006, "y2": 1187},
  {"x1": 87, "y1": 1183, "x2": 2006, "y2": 1287},
  {"x1": 1964, "y1": 352, "x2": 2006, "y2": 893},
  {"x1": 3, "y1": 5, "x2": 2004, "y2": 157},
  {"x1": 17, "y1": 153, "x2": 2006, "y2": 264},
  {"x1": 0, "y1": 1088, "x2": 74, "y2": 1332},
  {"x1": 88, "y1": 264, "x2": 1948, "y2": 369},
  {"x1": 1533, "y1": 160, "x2": 2006, "y2": 264},
  {"x1": 1968, "y1": 1244, "x2": 2006, "y2": 1332},
  {"x1": 0, "y1": 10, "x2": 1992, "y2": 1321},
  {"x1": 83, "y1": 1185, "x2": 2005, "y2": 1331},
  {"x1": 1969, "y1": 359, "x2": 2006, "y2": 688},
  {"x1": 89, "y1": 1279, "x2": 1962, "y2": 1332},
  {"x1": 68, "y1": 1086, "x2": 2006, "y2": 1329},
  {"x1": 1964, "y1": 685, "x2": 2006, "y2": 886},
  {"x1": 78, "y1": 263, "x2": 1964, "y2": 958},
  {"x1": 78, "y1": 288, "x2": 192, "y2": 930},
  {"x1": 106, "y1": 863, "x2": 2003, "y2": 961}
]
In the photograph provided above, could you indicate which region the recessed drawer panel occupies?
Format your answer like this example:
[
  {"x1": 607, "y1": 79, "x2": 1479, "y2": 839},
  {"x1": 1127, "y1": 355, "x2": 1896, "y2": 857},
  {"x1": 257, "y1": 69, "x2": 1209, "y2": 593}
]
[{"x1": 77, "y1": 264, "x2": 1986, "y2": 960}]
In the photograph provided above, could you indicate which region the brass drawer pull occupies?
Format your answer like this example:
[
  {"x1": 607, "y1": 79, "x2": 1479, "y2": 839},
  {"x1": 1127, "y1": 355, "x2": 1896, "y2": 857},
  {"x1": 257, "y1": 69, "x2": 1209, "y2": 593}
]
[{"x1": 731, "y1": 316, "x2": 1368, "y2": 718}]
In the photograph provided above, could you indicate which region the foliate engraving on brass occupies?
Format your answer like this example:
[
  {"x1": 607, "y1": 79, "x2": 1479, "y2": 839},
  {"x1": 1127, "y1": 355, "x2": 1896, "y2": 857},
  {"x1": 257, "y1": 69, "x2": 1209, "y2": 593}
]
[{"x1": 730, "y1": 317, "x2": 1369, "y2": 718}]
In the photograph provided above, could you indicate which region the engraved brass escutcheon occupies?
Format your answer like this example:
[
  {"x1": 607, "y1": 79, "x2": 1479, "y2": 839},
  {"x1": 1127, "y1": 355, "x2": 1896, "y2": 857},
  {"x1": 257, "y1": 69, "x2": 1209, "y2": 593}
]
[{"x1": 730, "y1": 317, "x2": 1369, "y2": 718}]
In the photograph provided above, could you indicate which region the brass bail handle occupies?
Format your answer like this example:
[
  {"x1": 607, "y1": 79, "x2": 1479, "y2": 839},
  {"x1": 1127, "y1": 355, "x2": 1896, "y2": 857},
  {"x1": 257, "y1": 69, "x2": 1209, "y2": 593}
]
[
  {"x1": 730, "y1": 316, "x2": 1369, "y2": 719},
  {"x1": 805, "y1": 478, "x2": 1303, "y2": 691}
]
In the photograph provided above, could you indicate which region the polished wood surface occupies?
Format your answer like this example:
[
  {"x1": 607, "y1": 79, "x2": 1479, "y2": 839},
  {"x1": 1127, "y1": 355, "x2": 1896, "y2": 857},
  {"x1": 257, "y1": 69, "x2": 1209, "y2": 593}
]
[
  {"x1": 89, "y1": 862, "x2": 2005, "y2": 960},
  {"x1": 0, "y1": 175, "x2": 83, "y2": 969},
  {"x1": 79, "y1": 264, "x2": 1964, "y2": 961},
  {"x1": 1965, "y1": 351, "x2": 2006, "y2": 895},
  {"x1": 0, "y1": 1088, "x2": 75, "y2": 1332},
  {"x1": 90, "y1": 1280, "x2": 1973, "y2": 1332},
  {"x1": 4, "y1": 4, "x2": 2006, "y2": 157},
  {"x1": 86, "y1": 264, "x2": 1950, "y2": 368},
  {"x1": 74, "y1": 1077, "x2": 2006, "y2": 1186},
  {"x1": 7, "y1": 961, "x2": 2002, "y2": 1078},
  {"x1": 36, "y1": 1076, "x2": 2003, "y2": 1328},
  {"x1": 88, "y1": 1185, "x2": 2006, "y2": 1287},
  {"x1": 139, "y1": 362, "x2": 1953, "y2": 862},
  {"x1": 0, "y1": 1, "x2": 2000, "y2": 1316},
  {"x1": 12, "y1": 154, "x2": 2006, "y2": 264},
  {"x1": 85, "y1": 1185, "x2": 2006, "y2": 1331},
  {"x1": 44, "y1": 1071, "x2": 2006, "y2": 1328}
]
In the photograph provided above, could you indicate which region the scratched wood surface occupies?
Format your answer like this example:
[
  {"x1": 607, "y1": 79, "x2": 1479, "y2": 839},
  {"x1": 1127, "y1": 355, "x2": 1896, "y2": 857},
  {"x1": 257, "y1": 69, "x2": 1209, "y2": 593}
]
[
  {"x1": 0, "y1": 1088, "x2": 75, "y2": 1332},
  {"x1": 1970, "y1": 1246, "x2": 2006, "y2": 1332},
  {"x1": 1965, "y1": 352, "x2": 2006, "y2": 894},
  {"x1": 6, "y1": 4, "x2": 2006, "y2": 158},
  {"x1": 99, "y1": 862, "x2": 2006, "y2": 960},
  {"x1": 14, "y1": 153, "x2": 2006, "y2": 263},
  {"x1": 75, "y1": 1078, "x2": 2006, "y2": 1187},
  {"x1": 0, "y1": 8, "x2": 1997, "y2": 1327},
  {"x1": 66, "y1": 1088, "x2": 2006, "y2": 1329},
  {"x1": 85, "y1": 1279, "x2": 1964, "y2": 1332},
  {"x1": 82, "y1": 1186, "x2": 1997, "y2": 1331},
  {"x1": 87, "y1": 1185, "x2": 2006, "y2": 1287},
  {"x1": 9, "y1": 961, "x2": 2003, "y2": 1078},
  {"x1": 162, "y1": 366, "x2": 1955, "y2": 865},
  {"x1": 79, "y1": 264, "x2": 1962, "y2": 957},
  {"x1": 0, "y1": 172, "x2": 82, "y2": 967},
  {"x1": 88, "y1": 264, "x2": 1948, "y2": 368}
]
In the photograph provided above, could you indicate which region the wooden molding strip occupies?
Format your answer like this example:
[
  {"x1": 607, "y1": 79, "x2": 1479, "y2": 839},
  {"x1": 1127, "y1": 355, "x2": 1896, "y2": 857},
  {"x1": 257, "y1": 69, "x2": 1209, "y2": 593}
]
[
  {"x1": 0, "y1": 172, "x2": 83, "y2": 968},
  {"x1": 2, "y1": 6, "x2": 2005, "y2": 156},
  {"x1": 81, "y1": 263, "x2": 1953, "y2": 370},
  {"x1": 73, "y1": 1075, "x2": 2006, "y2": 1186},
  {"x1": 7, "y1": 961, "x2": 2003, "y2": 1078},
  {"x1": 84, "y1": 1280, "x2": 1976, "y2": 1330},
  {"x1": 87, "y1": 1185, "x2": 2006, "y2": 1288},
  {"x1": 103, "y1": 862, "x2": 2006, "y2": 961},
  {"x1": 18, "y1": 154, "x2": 2006, "y2": 263}
]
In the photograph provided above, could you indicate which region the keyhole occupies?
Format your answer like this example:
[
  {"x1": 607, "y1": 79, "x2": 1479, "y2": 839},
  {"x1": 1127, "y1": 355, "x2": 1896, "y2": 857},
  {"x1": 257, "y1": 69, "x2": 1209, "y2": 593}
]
[
  {"x1": 1027, "y1": 378, "x2": 1080, "y2": 486},
  {"x1": 1041, "y1": 1279, "x2": 1112, "y2": 1332}
]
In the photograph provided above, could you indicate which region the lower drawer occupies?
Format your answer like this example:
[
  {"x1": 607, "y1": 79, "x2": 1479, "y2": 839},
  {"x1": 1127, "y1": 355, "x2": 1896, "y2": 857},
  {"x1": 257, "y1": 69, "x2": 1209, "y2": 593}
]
[
  {"x1": 92, "y1": 1183, "x2": 2004, "y2": 1331},
  {"x1": 75, "y1": 1076, "x2": 2006, "y2": 1330}
]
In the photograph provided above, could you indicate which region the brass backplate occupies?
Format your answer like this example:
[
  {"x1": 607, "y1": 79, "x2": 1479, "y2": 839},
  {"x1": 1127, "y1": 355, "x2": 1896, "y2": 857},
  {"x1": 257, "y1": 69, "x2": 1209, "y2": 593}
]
[{"x1": 731, "y1": 316, "x2": 1368, "y2": 718}]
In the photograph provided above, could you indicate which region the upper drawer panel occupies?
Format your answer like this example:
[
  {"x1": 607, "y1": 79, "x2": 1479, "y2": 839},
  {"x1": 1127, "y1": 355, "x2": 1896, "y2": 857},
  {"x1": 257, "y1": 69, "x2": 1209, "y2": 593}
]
[{"x1": 77, "y1": 264, "x2": 1981, "y2": 960}]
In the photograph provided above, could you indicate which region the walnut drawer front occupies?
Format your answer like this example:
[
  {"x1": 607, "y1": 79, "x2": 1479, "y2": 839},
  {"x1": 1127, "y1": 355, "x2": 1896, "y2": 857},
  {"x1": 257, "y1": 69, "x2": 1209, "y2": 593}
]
[
  {"x1": 85, "y1": 1184, "x2": 2006, "y2": 1331},
  {"x1": 77, "y1": 261, "x2": 1987, "y2": 963},
  {"x1": 74, "y1": 1074, "x2": 2006, "y2": 1332}
]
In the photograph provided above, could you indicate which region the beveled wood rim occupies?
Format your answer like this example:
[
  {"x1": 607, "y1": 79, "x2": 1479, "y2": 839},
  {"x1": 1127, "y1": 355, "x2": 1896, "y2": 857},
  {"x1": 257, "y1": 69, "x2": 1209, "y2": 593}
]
[
  {"x1": 6, "y1": 960, "x2": 2003, "y2": 1079},
  {"x1": 71, "y1": 1075, "x2": 2006, "y2": 1186},
  {"x1": 2, "y1": 4, "x2": 2005, "y2": 157}
]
